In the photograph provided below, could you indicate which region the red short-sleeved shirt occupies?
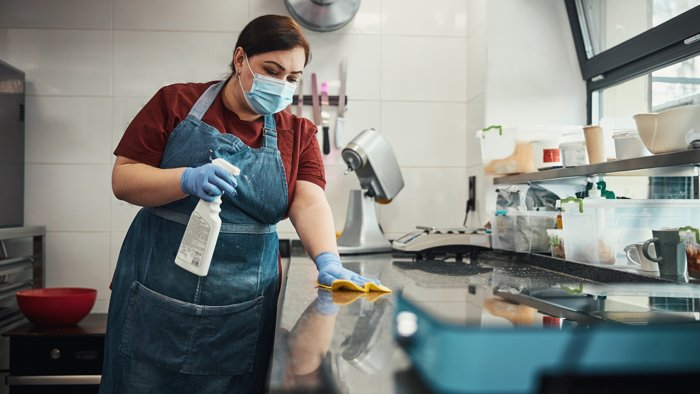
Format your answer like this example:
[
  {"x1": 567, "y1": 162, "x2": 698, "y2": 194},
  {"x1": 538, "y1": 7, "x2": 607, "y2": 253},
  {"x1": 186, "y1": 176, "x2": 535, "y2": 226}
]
[{"x1": 114, "y1": 80, "x2": 326, "y2": 210}]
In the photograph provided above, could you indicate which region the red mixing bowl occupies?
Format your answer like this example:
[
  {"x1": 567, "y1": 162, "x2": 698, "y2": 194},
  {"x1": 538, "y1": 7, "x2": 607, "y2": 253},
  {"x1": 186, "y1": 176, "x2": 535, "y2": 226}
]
[{"x1": 16, "y1": 287, "x2": 97, "y2": 327}]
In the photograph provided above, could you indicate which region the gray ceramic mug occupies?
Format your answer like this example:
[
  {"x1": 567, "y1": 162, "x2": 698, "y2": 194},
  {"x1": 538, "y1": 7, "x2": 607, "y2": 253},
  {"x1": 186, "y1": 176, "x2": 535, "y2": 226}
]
[{"x1": 642, "y1": 228, "x2": 687, "y2": 279}]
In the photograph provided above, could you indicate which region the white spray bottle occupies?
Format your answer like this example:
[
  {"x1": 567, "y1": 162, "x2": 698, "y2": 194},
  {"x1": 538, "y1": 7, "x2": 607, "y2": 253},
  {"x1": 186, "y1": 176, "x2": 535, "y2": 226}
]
[{"x1": 175, "y1": 158, "x2": 240, "y2": 276}]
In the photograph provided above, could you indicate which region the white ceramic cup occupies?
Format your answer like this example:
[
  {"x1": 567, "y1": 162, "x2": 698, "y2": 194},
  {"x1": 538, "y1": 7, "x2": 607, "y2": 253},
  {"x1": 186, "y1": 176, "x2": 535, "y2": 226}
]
[{"x1": 624, "y1": 242, "x2": 660, "y2": 273}]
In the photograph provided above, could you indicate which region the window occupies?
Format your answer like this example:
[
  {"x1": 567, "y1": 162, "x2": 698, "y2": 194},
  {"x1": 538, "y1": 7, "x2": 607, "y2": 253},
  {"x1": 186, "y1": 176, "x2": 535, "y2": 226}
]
[
  {"x1": 651, "y1": 53, "x2": 700, "y2": 111},
  {"x1": 565, "y1": 0, "x2": 700, "y2": 123},
  {"x1": 595, "y1": 52, "x2": 700, "y2": 122},
  {"x1": 577, "y1": 0, "x2": 700, "y2": 58}
]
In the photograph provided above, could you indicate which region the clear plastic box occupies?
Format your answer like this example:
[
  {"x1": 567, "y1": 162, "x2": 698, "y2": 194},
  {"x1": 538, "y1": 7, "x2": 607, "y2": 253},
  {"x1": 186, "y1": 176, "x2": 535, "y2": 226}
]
[
  {"x1": 561, "y1": 198, "x2": 700, "y2": 265},
  {"x1": 547, "y1": 228, "x2": 566, "y2": 258},
  {"x1": 514, "y1": 211, "x2": 558, "y2": 253},
  {"x1": 492, "y1": 211, "x2": 557, "y2": 253},
  {"x1": 491, "y1": 212, "x2": 515, "y2": 251},
  {"x1": 476, "y1": 125, "x2": 580, "y2": 175}
]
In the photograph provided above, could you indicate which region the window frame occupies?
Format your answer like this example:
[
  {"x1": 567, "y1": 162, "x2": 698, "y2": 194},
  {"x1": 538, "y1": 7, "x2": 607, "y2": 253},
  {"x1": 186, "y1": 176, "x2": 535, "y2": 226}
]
[{"x1": 563, "y1": 0, "x2": 700, "y2": 123}]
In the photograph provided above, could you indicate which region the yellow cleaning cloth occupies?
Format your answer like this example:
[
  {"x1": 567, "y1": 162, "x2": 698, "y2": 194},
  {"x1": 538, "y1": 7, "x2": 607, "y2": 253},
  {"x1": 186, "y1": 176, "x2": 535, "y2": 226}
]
[{"x1": 316, "y1": 279, "x2": 392, "y2": 293}]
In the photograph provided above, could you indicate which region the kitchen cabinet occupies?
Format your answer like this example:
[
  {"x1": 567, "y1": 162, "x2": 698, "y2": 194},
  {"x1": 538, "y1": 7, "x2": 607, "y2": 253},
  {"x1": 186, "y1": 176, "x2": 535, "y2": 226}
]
[{"x1": 492, "y1": 149, "x2": 699, "y2": 185}]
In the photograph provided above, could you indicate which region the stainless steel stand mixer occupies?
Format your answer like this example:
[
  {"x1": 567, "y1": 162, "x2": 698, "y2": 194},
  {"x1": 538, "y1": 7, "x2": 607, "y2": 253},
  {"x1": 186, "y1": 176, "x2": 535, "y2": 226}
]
[{"x1": 337, "y1": 128, "x2": 404, "y2": 254}]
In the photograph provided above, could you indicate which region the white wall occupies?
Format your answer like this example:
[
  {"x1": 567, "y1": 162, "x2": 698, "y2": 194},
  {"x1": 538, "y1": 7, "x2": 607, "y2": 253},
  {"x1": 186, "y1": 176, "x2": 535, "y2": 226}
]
[{"x1": 0, "y1": 0, "x2": 471, "y2": 312}]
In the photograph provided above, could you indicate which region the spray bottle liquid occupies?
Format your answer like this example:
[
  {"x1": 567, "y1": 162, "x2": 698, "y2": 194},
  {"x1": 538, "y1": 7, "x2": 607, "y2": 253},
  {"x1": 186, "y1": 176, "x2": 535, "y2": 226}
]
[{"x1": 175, "y1": 158, "x2": 240, "y2": 276}]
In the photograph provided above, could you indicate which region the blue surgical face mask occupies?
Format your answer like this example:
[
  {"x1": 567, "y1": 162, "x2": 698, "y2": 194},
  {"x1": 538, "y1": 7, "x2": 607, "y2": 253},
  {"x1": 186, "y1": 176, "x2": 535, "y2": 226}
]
[{"x1": 238, "y1": 54, "x2": 297, "y2": 115}]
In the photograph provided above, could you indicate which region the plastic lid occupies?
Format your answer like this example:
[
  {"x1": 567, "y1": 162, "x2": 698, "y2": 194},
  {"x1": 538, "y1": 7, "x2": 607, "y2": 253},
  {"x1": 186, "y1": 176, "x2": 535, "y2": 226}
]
[
  {"x1": 559, "y1": 140, "x2": 586, "y2": 148},
  {"x1": 612, "y1": 129, "x2": 639, "y2": 139}
]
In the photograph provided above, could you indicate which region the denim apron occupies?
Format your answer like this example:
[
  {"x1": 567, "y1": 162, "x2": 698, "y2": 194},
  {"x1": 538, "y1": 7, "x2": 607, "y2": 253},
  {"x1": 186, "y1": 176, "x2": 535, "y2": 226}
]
[{"x1": 100, "y1": 80, "x2": 288, "y2": 394}]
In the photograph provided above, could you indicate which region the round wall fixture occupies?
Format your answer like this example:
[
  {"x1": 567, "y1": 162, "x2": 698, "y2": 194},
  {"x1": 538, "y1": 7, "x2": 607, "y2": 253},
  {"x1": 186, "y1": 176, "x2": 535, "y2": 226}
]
[{"x1": 284, "y1": 0, "x2": 361, "y2": 32}]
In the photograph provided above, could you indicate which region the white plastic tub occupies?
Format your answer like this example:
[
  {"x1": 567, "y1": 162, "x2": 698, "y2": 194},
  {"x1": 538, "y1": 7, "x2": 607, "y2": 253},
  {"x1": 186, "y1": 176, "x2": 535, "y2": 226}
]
[
  {"x1": 559, "y1": 141, "x2": 588, "y2": 167},
  {"x1": 532, "y1": 140, "x2": 562, "y2": 170},
  {"x1": 612, "y1": 130, "x2": 651, "y2": 160}
]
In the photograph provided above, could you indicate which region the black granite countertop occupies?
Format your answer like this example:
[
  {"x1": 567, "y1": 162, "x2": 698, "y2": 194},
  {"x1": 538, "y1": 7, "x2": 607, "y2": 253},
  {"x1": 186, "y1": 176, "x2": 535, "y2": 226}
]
[{"x1": 267, "y1": 248, "x2": 700, "y2": 393}]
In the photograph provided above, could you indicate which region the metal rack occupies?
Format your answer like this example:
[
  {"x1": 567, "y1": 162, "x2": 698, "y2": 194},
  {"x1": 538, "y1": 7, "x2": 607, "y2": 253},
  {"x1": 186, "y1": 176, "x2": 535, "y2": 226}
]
[
  {"x1": 493, "y1": 149, "x2": 700, "y2": 184},
  {"x1": 0, "y1": 226, "x2": 46, "y2": 289},
  {"x1": 0, "y1": 225, "x2": 46, "y2": 392}
]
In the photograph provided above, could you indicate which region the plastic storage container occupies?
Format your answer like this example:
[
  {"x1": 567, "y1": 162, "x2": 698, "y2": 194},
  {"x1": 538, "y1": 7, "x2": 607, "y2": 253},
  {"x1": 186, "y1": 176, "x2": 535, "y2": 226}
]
[
  {"x1": 532, "y1": 140, "x2": 562, "y2": 170},
  {"x1": 561, "y1": 199, "x2": 700, "y2": 265},
  {"x1": 546, "y1": 229, "x2": 566, "y2": 258},
  {"x1": 514, "y1": 211, "x2": 558, "y2": 253},
  {"x1": 680, "y1": 226, "x2": 700, "y2": 280},
  {"x1": 559, "y1": 140, "x2": 588, "y2": 167},
  {"x1": 491, "y1": 212, "x2": 515, "y2": 251},
  {"x1": 476, "y1": 125, "x2": 579, "y2": 175},
  {"x1": 612, "y1": 130, "x2": 651, "y2": 160}
]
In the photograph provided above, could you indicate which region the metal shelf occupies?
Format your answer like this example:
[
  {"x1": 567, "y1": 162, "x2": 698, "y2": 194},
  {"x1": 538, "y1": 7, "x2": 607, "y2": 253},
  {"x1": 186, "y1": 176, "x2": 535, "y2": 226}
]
[
  {"x1": 0, "y1": 226, "x2": 46, "y2": 289},
  {"x1": 0, "y1": 226, "x2": 46, "y2": 241},
  {"x1": 493, "y1": 149, "x2": 700, "y2": 184}
]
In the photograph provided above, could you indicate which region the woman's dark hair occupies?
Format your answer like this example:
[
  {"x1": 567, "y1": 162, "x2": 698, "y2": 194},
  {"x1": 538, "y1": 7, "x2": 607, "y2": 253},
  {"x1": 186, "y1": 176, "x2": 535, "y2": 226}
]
[{"x1": 230, "y1": 15, "x2": 311, "y2": 74}]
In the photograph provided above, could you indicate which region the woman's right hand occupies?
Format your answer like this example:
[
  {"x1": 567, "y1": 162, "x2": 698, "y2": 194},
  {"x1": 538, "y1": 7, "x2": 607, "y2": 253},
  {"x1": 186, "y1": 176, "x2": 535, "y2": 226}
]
[{"x1": 181, "y1": 163, "x2": 238, "y2": 202}]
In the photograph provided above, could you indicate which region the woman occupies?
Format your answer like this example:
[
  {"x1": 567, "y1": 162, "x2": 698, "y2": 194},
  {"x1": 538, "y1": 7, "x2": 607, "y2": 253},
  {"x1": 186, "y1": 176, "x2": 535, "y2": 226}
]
[{"x1": 101, "y1": 14, "x2": 377, "y2": 394}]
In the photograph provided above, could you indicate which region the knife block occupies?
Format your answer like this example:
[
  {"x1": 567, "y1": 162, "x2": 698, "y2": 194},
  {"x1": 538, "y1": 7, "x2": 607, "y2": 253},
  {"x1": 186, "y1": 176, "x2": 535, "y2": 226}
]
[
  {"x1": 337, "y1": 190, "x2": 392, "y2": 254},
  {"x1": 292, "y1": 95, "x2": 347, "y2": 106}
]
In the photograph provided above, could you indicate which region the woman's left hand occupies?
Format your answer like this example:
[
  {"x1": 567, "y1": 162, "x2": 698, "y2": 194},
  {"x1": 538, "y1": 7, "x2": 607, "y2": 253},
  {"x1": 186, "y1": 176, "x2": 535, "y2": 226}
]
[{"x1": 313, "y1": 252, "x2": 380, "y2": 287}]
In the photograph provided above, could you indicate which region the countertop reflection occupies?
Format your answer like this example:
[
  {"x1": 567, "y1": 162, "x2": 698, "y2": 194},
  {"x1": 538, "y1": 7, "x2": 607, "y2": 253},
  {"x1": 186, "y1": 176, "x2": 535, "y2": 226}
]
[
  {"x1": 267, "y1": 251, "x2": 700, "y2": 393},
  {"x1": 267, "y1": 251, "x2": 593, "y2": 393}
]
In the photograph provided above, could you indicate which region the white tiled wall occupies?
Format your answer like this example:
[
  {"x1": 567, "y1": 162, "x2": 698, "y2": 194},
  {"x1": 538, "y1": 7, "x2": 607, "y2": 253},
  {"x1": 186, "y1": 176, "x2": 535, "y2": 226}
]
[
  {"x1": 484, "y1": 0, "x2": 586, "y2": 125},
  {"x1": 465, "y1": 0, "x2": 587, "y2": 225},
  {"x1": 0, "y1": 0, "x2": 583, "y2": 312},
  {"x1": 465, "y1": 0, "x2": 489, "y2": 227}
]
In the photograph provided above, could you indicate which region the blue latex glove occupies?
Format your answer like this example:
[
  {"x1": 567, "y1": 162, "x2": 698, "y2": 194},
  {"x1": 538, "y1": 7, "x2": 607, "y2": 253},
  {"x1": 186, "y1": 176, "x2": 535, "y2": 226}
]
[
  {"x1": 181, "y1": 163, "x2": 237, "y2": 202},
  {"x1": 314, "y1": 252, "x2": 380, "y2": 287}
]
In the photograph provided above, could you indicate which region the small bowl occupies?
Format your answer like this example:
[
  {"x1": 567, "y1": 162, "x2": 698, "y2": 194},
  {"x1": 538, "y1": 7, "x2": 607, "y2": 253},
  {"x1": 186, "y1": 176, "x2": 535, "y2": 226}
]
[
  {"x1": 633, "y1": 104, "x2": 700, "y2": 154},
  {"x1": 16, "y1": 288, "x2": 97, "y2": 327}
]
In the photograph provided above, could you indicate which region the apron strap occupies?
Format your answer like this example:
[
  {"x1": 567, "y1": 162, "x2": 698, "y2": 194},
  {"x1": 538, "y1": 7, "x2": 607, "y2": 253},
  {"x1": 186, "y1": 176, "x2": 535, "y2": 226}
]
[
  {"x1": 188, "y1": 80, "x2": 226, "y2": 120},
  {"x1": 261, "y1": 115, "x2": 278, "y2": 149},
  {"x1": 145, "y1": 207, "x2": 277, "y2": 234},
  {"x1": 188, "y1": 81, "x2": 279, "y2": 150}
]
